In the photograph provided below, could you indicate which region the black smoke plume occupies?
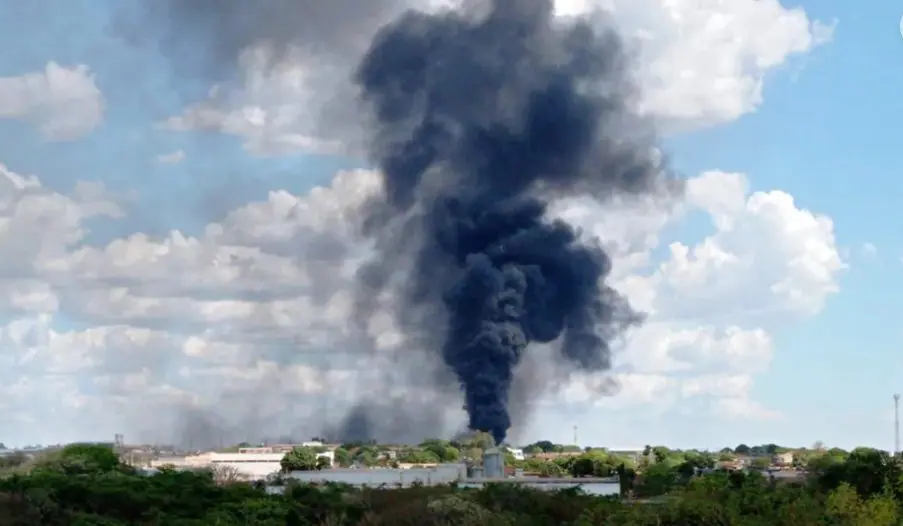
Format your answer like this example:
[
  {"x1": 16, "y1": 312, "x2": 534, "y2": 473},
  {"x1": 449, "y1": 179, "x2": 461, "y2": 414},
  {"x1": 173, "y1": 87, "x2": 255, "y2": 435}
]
[
  {"x1": 354, "y1": 0, "x2": 673, "y2": 444},
  {"x1": 124, "y1": 0, "x2": 677, "y2": 445}
]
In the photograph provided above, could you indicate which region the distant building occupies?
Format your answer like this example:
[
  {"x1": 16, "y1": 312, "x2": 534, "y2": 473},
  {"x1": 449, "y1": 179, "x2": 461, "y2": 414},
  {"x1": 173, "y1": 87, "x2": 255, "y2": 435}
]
[
  {"x1": 238, "y1": 443, "x2": 332, "y2": 455},
  {"x1": 150, "y1": 449, "x2": 334, "y2": 480},
  {"x1": 239, "y1": 447, "x2": 289, "y2": 454},
  {"x1": 716, "y1": 460, "x2": 742, "y2": 471},
  {"x1": 734, "y1": 455, "x2": 754, "y2": 467},
  {"x1": 772, "y1": 452, "x2": 794, "y2": 466},
  {"x1": 506, "y1": 447, "x2": 525, "y2": 461},
  {"x1": 287, "y1": 464, "x2": 467, "y2": 487}
]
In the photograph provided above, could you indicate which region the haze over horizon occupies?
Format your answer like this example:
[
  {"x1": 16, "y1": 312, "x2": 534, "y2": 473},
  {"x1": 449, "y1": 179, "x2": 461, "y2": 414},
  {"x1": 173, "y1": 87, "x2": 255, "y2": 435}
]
[{"x1": 0, "y1": 0, "x2": 899, "y2": 451}]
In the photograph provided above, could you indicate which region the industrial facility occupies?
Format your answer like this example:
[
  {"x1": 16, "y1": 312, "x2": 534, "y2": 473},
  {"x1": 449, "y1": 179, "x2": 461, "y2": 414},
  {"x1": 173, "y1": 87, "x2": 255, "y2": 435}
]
[
  {"x1": 117, "y1": 433, "x2": 620, "y2": 492},
  {"x1": 149, "y1": 447, "x2": 335, "y2": 479}
]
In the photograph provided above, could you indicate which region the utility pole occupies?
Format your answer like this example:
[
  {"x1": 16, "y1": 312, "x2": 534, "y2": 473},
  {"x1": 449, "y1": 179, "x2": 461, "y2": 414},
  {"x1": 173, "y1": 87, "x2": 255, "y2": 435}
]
[
  {"x1": 573, "y1": 425, "x2": 578, "y2": 447},
  {"x1": 895, "y1": 394, "x2": 900, "y2": 456}
]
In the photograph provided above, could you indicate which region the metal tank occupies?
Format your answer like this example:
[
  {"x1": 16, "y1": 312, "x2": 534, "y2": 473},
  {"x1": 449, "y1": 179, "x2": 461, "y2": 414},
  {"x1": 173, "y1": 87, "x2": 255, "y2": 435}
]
[{"x1": 483, "y1": 447, "x2": 505, "y2": 479}]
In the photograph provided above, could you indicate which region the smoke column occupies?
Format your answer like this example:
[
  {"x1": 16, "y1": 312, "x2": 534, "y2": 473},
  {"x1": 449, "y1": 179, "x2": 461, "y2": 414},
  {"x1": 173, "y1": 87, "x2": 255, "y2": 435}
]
[
  {"x1": 126, "y1": 0, "x2": 677, "y2": 444},
  {"x1": 354, "y1": 0, "x2": 672, "y2": 444}
]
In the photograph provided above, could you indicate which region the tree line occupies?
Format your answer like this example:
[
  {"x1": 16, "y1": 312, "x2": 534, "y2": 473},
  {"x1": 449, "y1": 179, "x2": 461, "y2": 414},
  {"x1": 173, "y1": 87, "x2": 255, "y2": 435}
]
[
  {"x1": 0, "y1": 442, "x2": 902, "y2": 524},
  {"x1": 278, "y1": 437, "x2": 844, "y2": 479}
]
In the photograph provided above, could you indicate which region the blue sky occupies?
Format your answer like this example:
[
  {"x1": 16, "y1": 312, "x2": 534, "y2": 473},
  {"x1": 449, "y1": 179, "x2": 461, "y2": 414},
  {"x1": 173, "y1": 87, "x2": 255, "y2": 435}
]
[
  {"x1": 666, "y1": 0, "x2": 903, "y2": 449},
  {"x1": 0, "y1": 0, "x2": 899, "y2": 451}
]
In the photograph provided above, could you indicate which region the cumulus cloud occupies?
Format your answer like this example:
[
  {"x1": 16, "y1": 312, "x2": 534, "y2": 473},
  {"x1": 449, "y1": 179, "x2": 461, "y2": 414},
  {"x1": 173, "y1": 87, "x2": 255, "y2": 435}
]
[
  {"x1": 557, "y1": 169, "x2": 842, "y2": 419},
  {"x1": 0, "y1": 161, "x2": 841, "y2": 445},
  {"x1": 612, "y1": 0, "x2": 834, "y2": 130},
  {"x1": 161, "y1": 0, "x2": 831, "y2": 155},
  {"x1": 659, "y1": 171, "x2": 845, "y2": 319},
  {"x1": 0, "y1": 0, "x2": 840, "y2": 446},
  {"x1": 0, "y1": 62, "x2": 105, "y2": 140}
]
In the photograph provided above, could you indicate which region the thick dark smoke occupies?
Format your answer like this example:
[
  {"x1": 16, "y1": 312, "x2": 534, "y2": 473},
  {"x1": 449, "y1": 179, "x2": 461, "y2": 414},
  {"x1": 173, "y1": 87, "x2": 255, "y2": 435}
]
[
  {"x1": 126, "y1": 0, "x2": 677, "y2": 446},
  {"x1": 354, "y1": 0, "x2": 673, "y2": 444}
]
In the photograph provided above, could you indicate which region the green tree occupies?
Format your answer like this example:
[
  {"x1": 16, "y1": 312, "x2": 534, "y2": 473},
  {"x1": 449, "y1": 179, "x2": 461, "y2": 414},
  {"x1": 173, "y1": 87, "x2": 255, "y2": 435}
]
[
  {"x1": 443, "y1": 446, "x2": 461, "y2": 462},
  {"x1": 717, "y1": 451, "x2": 736, "y2": 462},
  {"x1": 526, "y1": 440, "x2": 556, "y2": 453},
  {"x1": 569, "y1": 456, "x2": 595, "y2": 477},
  {"x1": 617, "y1": 463, "x2": 636, "y2": 498},
  {"x1": 332, "y1": 447, "x2": 351, "y2": 467},
  {"x1": 280, "y1": 447, "x2": 318, "y2": 472},
  {"x1": 537, "y1": 461, "x2": 563, "y2": 478},
  {"x1": 417, "y1": 439, "x2": 461, "y2": 463},
  {"x1": 826, "y1": 483, "x2": 899, "y2": 525},
  {"x1": 651, "y1": 446, "x2": 670, "y2": 464},
  {"x1": 398, "y1": 448, "x2": 440, "y2": 464},
  {"x1": 36, "y1": 443, "x2": 123, "y2": 475},
  {"x1": 636, "y1": 462, "x2": 677, "y2": 497},
  {"x1": 749, "y1": 457, "x2": 771, "y2": 470},
  {"x1": 355, "y1": 450, "x2": 377, "y2": 467}
]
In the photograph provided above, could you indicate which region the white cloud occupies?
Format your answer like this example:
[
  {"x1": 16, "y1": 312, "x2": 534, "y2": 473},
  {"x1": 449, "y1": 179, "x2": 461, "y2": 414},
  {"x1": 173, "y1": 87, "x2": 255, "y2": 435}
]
[
  {"x1": 0, "y1": 62, "x2": 105, "y2": 140},
  {"x1": 655, "y1": 171, "x2": 845, "y2": 319},
  {"x1": 542, "y1": 170, "x2": 842, "y2": 422},
  {"x1": 0, "y1": 0, "x2": 842, "y2": 446},
  {"x1": 611, "y1": 0, "x2": 833, "y2": 130},
  {"x1": 161, "y1": 48, "x2": 346, "y2": 157},
  {"x1": 161, "y1": 0, "x2": 830, "y2": 155},
  {"x1": 0, "y1": 163, "x2": 120, "y2": 295},
  {"x1": 0, "y1": 160, "x2": 843, "y2": 445}
]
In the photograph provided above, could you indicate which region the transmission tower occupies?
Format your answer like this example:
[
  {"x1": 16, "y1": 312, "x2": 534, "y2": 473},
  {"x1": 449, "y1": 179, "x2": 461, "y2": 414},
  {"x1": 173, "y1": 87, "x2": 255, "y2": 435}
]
[{"x1": 895, "y1": 394, "x2": 900, "y2": 456}]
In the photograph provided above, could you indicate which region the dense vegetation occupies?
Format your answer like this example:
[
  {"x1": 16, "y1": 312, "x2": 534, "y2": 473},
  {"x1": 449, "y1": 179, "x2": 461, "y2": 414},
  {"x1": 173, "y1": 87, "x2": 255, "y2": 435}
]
[
  {"x1": 1, "y1": 442, "x2": 903, "y2": 524},
  {"x1": 280, "y1": 436, "x2": 848, "y2": 483}
]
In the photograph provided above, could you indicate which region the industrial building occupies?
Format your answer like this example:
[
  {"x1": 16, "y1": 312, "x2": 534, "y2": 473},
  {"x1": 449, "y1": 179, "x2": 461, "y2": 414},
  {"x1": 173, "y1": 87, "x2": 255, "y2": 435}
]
[
  {"x1": 286, "y1": 464, "x2": 468, "y2": 487},
  {"x1": 149, "y1": 449, "x2": 335, "y2": 480}
]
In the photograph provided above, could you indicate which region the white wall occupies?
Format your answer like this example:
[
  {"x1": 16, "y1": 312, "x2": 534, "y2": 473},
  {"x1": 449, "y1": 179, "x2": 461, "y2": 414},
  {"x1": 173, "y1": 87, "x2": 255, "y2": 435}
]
[
  {"x1": 149, "y1": 450, "x2": 334, "y2": 480},
  {"x1": 506, "y1": 448, "x2": 525, "y2": 461}
]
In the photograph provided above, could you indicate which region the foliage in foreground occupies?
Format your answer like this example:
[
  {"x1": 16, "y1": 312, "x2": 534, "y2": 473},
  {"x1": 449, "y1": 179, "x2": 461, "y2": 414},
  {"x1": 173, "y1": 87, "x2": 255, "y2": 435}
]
[{"x1": 0, "y1": 443, "x2": 902, "y2": 525}]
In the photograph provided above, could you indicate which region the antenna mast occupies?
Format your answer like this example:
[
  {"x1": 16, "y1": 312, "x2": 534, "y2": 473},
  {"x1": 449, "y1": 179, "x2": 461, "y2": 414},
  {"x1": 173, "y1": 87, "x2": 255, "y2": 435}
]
[{"x1": 895, "y1": 394, "x2": 900, "y2": 456}]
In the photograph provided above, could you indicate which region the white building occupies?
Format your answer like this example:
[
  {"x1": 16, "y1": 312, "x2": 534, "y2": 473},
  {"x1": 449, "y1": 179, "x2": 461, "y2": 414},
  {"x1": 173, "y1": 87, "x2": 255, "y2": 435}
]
[
  {"x1": 150, "y1": 450, "x2": 335, "y2": 480},
  {"x1": 506, "y1": 447, "x2": 525, "y2": 461},
  {"x1": 238, "y1": 443, "x2": 329, "y2": 454}
]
